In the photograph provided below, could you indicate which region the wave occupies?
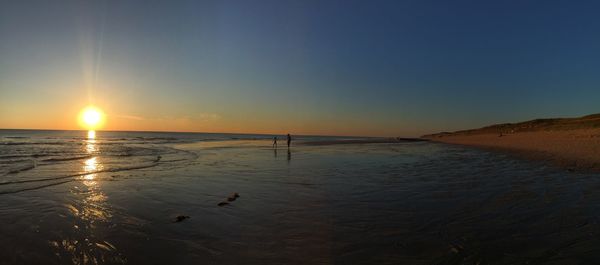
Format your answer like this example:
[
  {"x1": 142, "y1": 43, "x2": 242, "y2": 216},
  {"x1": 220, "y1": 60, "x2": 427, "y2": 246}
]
[
  {"x1": 7, "y1": 163, "x2": 36, "y2": 174},
  {"x1": 41, "y1": 155, "x2": 91, "y2": 162},
  {"x1": 0, "y1": 135, "x2": 201, "y2": 195},
  {"x1": 134, "y1": 137, "x2": 178, "y2": 141},
  {"x1": 0, "y1": 154, "x2": 49, "y2": 159},
  {"x1": 0, "y1": 162, "x2": 160, "y2": 187},
  {"x1": 0, "y1": 141, "x2": 66, "y2": 146},
  {"x1": 0, "y1": 180, "x2": 73, "y2": 195}
]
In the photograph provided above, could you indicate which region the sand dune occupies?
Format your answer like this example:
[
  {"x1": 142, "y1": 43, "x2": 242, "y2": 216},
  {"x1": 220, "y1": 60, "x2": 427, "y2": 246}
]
[{"x1": 423, "y1": 114, "x2": 600, "y2": 171}]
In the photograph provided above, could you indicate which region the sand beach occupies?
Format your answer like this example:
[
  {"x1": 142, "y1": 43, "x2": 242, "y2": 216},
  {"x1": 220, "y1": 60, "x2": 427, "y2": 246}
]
[{"x1": 424, "y1": 114, "x2": 600, "y2": 171}]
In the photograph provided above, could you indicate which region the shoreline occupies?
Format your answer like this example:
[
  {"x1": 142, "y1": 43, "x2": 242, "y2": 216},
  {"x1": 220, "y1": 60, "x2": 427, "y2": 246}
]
[
  {"x1": 424, "y1": 128, "x2": 600, "y2": 172},
  {"x1": 300, "y1": 137, "x2": 428, "y2": 146}
]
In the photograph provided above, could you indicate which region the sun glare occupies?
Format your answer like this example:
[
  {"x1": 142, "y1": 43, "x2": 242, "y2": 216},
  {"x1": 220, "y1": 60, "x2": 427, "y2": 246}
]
[{"x1": 79, "y1": 106, "x2": 105, "y2": 129}]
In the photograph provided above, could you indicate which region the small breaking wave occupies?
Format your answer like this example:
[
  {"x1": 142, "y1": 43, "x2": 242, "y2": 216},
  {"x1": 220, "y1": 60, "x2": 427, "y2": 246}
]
[
  {"x1": 0, "y1": 154, "x2": 49, "y2": 159},
  {"x1": 41, "y1": 156, "x2": 92, "y2": 162},
  {"x1": 7, "y1": 163, "x2": 36, "y2": 174},
  {"x1": 1, "y1": 141, "x2": 66, "y2": 146},
  {"x1": 0, "y1": 180, "x2": 73, "y2": 195},
  {"x1": 0, "y1": 162, "x2": 160, "y2": 187}
]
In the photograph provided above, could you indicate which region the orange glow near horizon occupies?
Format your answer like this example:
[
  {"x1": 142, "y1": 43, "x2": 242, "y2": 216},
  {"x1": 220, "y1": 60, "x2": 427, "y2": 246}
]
[
  {"x1": 0, "y1": 102, "x2": 414, "y2": 137},
  {"x1": 78, "y1": 106, "x2": 105, "y2": 130}
]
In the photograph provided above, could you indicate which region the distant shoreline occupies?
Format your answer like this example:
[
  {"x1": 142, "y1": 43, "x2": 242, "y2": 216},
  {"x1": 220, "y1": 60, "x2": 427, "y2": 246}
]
[
  {"x1": 423, "y1": 114, "x2": 600, "y2": 171},
  {"x1": 301, "y1": 137, "x2": 428, "y2": 146}
]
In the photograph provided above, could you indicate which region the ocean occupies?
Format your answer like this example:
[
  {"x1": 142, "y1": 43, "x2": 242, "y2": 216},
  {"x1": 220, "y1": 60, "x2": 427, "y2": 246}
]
[{"x1": 0, "y1": 129, "x2": 597, "y2": 264}]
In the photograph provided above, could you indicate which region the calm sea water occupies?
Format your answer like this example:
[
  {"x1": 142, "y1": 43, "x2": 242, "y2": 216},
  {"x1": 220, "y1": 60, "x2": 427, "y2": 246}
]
[{"x1": 0, "y1": 129, "x2": 599, "y2": 264}]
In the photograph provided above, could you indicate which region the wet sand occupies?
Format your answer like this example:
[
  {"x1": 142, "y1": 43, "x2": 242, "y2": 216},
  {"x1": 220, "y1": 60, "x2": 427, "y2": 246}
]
[
  {"x1": 5, "y1": 130, "x2": 600, "y2": 264},
  {"x1": 424, "y1": 128, "x2": 600, "y2": 171}
]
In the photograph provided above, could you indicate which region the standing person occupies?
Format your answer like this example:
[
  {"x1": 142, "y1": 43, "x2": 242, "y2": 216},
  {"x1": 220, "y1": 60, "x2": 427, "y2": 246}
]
[
  {"x1": 286, "y1": 133, "x2": 292, "y2": 148},
  {"x1": 273, "y1": 136, "x2": 278, "y2": 148}
]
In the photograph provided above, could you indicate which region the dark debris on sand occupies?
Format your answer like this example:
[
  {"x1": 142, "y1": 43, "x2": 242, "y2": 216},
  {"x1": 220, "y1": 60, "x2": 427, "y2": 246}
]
[
  {"x1": 218, "y1": 192, "x2": 240, "y2": 206},
  {"x1": 174, "y1": 215, "x2": 190, "y2": 223},
  {"x1": 227, "y1": 192, "x2": 240, "y2": 202}
]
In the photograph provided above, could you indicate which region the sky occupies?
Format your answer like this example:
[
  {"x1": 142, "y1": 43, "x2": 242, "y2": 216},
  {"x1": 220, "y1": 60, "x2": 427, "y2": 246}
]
[{"x1": 1, "y1": 0, "x2": 600, "y2": 137}]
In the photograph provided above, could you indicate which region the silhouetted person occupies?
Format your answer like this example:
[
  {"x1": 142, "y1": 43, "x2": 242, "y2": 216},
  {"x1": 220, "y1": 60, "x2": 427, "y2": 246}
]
[
  {"x1": 286, "y1": 133, "x2": 292, "y2": 148},
  {"x1": 273, "y1": 136, "x2": 277, "y2": 148}
]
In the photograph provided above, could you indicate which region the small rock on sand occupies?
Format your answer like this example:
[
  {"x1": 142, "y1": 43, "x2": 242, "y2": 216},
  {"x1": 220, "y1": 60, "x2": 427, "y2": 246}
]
[
  {"x1": 174, "y1": 215, "x2": 190, "y2": 223},
  {"x1": 227, "y1": 192, "x2": 240, "y2": 202}
]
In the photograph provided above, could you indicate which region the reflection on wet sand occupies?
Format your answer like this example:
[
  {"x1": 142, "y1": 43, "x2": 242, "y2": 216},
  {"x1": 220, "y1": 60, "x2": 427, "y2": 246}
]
[
  {"x1": 81, "y1": 131, "x2": 108, "y2": 221},
  {"x1": 83, "y1": 157, "x2": 100, "y2": 180},
  {"x1": 7, "y1": 131, "x2": 600, "y2": 263},
  {"x1": 81, "y1": 156, "x2": 109, "y2": 221},
  {"x1": 49, "y1": 131, "x2": 124, "y2": 264}
]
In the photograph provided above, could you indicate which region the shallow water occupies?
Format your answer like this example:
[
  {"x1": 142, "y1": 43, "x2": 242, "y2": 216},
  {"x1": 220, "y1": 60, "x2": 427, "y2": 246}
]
[{"x1": 1, "y1": 130, "x2": 599, "y2": 264}]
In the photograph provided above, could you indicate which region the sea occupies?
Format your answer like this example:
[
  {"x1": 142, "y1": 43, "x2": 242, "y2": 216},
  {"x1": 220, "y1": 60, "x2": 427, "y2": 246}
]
[{"x1": 0, "y1": 129, "x2": 598, "y2": 264}]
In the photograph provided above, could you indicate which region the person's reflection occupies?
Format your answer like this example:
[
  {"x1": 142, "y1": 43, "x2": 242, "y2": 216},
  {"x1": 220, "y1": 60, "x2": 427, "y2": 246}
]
[
  {"x1": 287, "y1": 149, "x2": 291, "y2": 162},
  {"x1": 273, "y1": 148, "x2": 277, "y2": 158}
]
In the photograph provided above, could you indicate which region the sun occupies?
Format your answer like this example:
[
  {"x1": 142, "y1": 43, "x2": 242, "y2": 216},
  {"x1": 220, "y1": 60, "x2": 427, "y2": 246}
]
[{"x1": 79, "y1": 106, "x2": 105, "y2": 129}]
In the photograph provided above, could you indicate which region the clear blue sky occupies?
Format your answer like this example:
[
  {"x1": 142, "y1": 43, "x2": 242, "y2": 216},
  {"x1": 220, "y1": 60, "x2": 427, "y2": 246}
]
[{"x1": 1, "y1": 0, "x2": 599, "y2": 136}]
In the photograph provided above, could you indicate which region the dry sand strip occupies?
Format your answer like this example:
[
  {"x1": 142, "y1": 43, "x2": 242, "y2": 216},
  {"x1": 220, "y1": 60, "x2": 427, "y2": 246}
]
[{"x1": 424, "y1": 128, "x2": 600, "y2": 171}]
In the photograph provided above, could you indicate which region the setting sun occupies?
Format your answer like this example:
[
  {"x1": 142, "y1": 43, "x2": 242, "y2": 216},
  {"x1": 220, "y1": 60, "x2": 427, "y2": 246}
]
[{"x1": 78, "y1": 106, "x2": 105, "y2": 129}]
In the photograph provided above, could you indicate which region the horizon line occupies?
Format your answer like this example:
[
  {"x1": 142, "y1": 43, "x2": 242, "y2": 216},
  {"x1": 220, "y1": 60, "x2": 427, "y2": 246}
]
[{"x1": 0, "y1": 127, "x2": 385, "y2": 139}]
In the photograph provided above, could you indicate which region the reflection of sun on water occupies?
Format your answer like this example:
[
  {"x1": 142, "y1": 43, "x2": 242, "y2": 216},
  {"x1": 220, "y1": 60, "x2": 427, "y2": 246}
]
[
  {"x1": 87, "y1": 130, "x2": 96, "y2": 139},
  {"x1": 85, "y1": 130, "x2": 98, "y2": 155},
  {"x1": 80, "y1": 136, "x2": 108, "y2": 220},
  {"x1": 83, "y1": 157, "x2": 99, "y2": 180},
  {"x1": 52, "y1": 130, "x2": 118, "y2": 264},
  {"x1": 83, "y1": 130, "x2": 101, "y2": 180}
]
